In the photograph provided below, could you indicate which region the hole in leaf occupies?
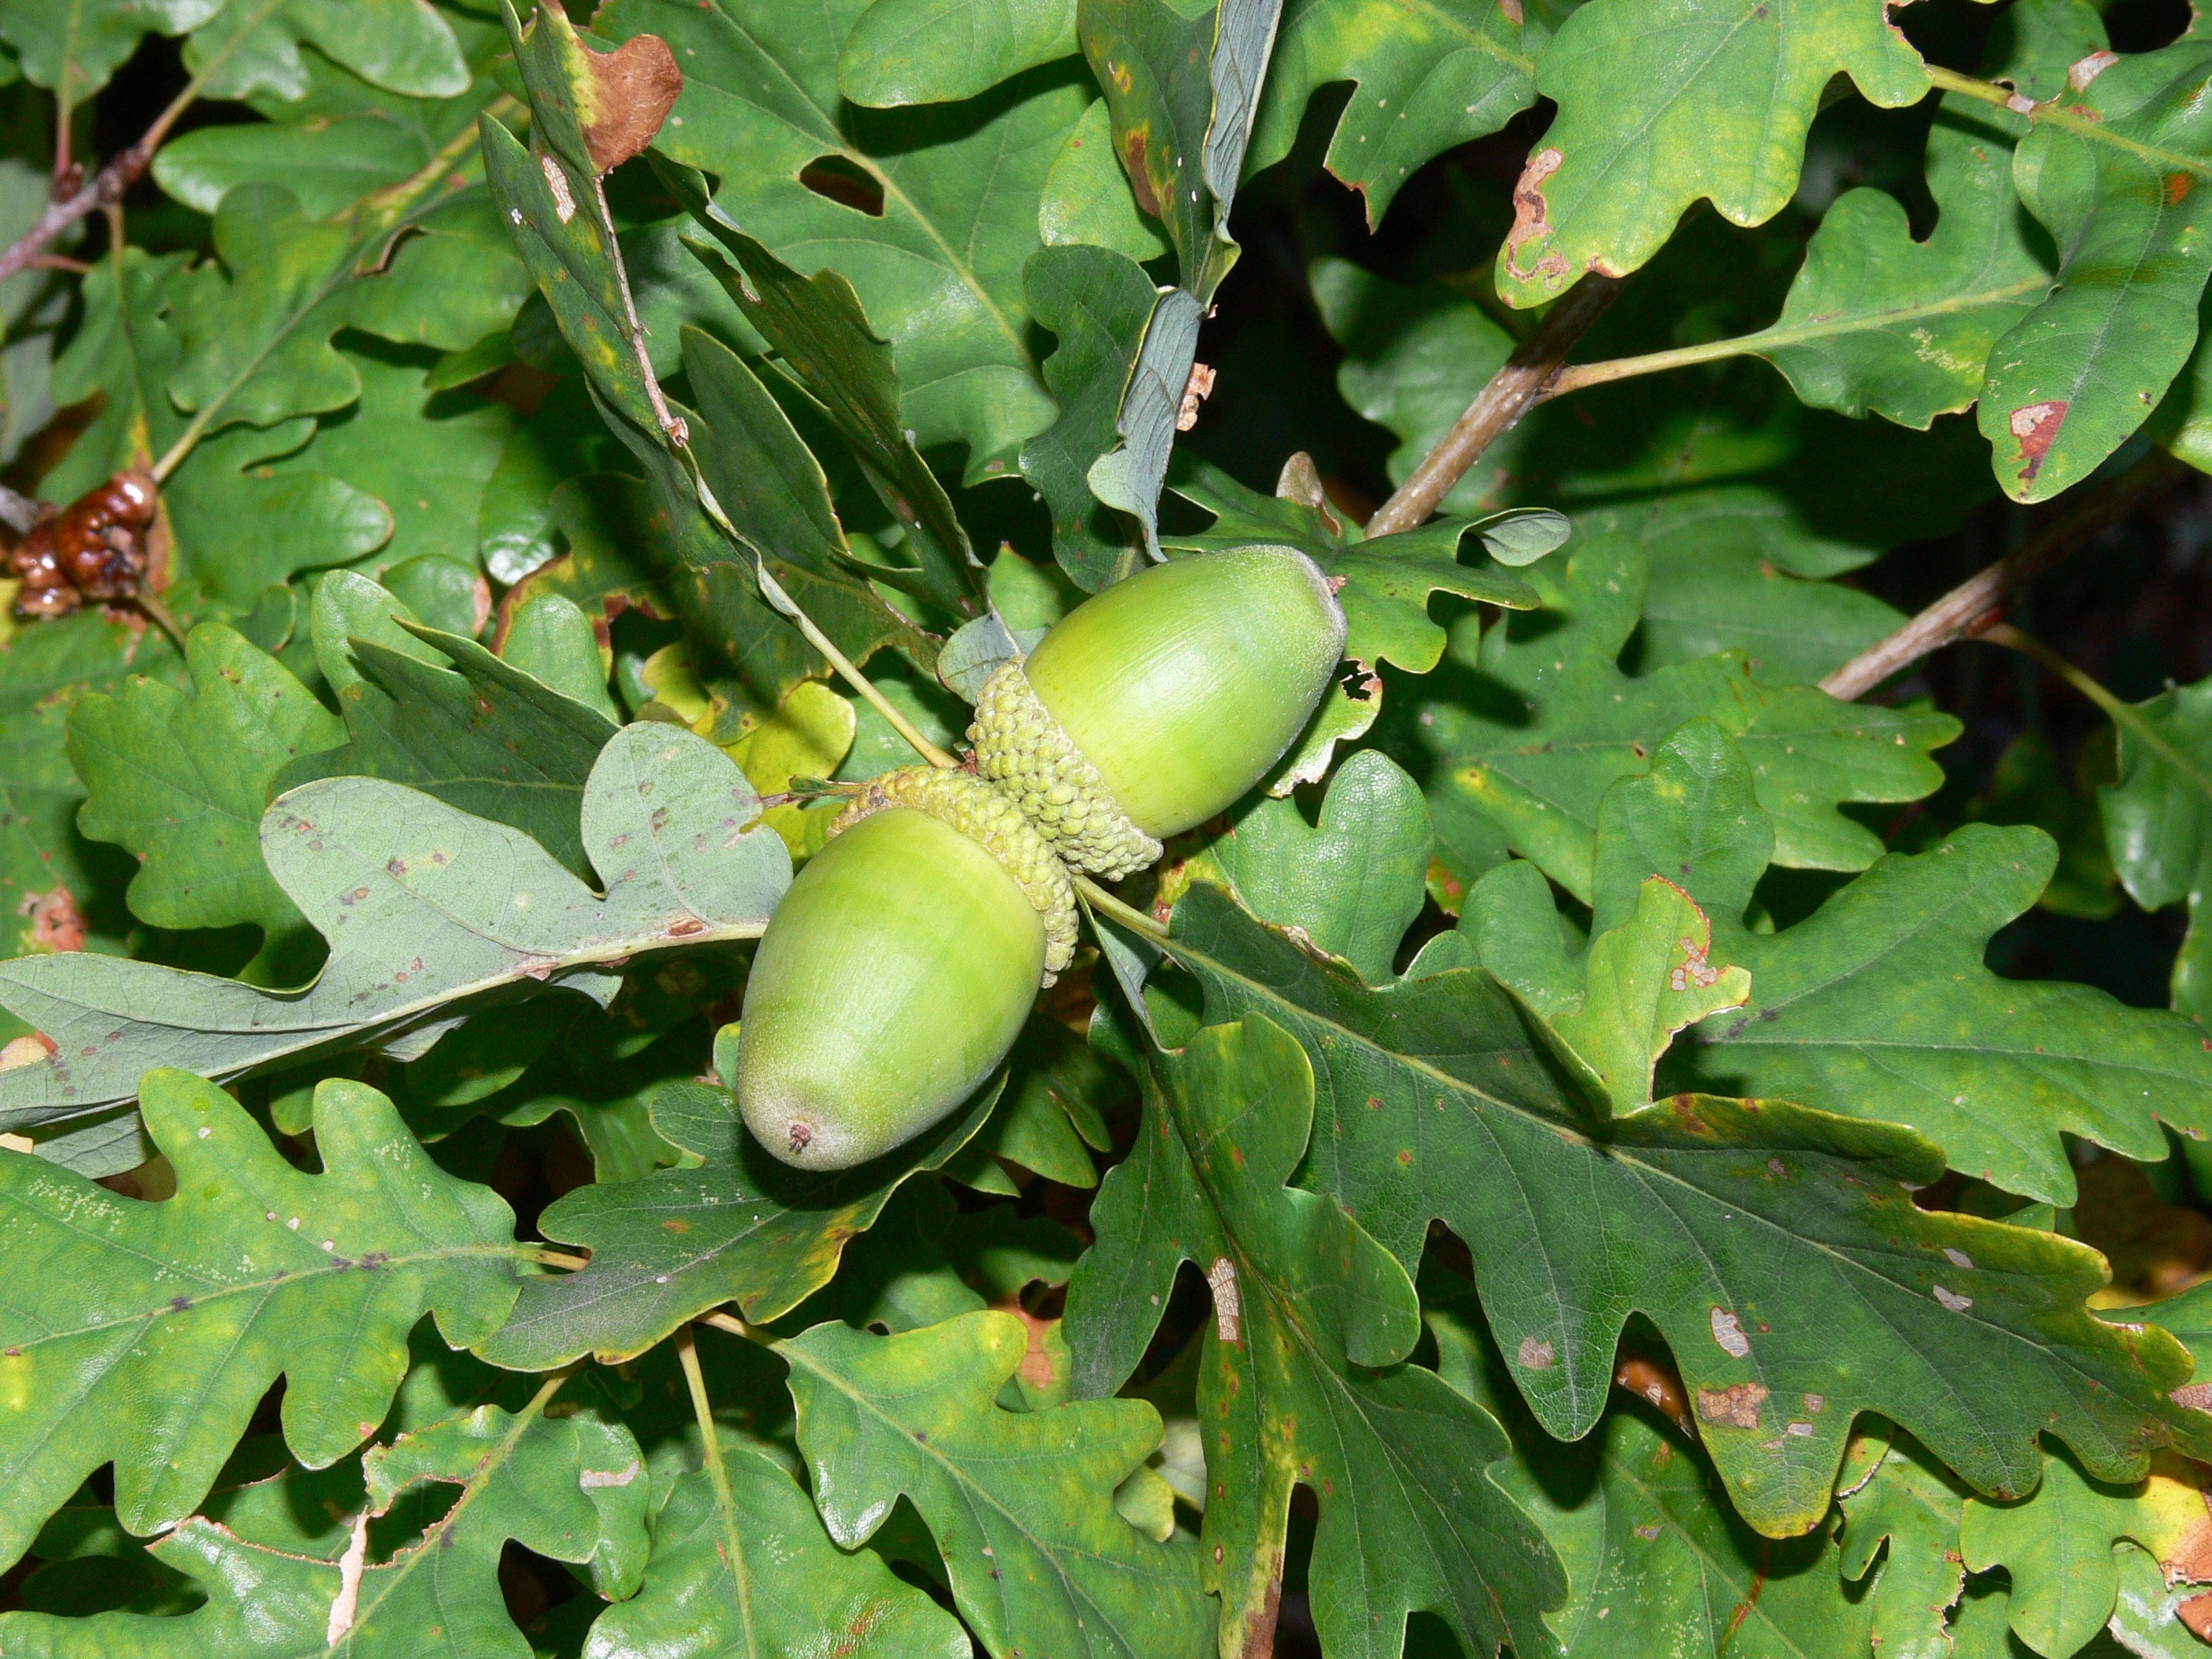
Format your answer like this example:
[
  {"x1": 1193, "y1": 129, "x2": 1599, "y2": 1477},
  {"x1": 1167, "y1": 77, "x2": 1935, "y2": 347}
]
[{"x1": 798, "y1": 155, "x2": 884, "y2": 217}]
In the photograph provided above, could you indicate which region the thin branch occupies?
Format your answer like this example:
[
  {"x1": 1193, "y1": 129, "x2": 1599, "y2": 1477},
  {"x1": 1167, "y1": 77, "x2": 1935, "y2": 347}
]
[
  {"x1": 1818, "y1": 450, "x2": 2191, "y2": 701},
  {"x1": 0, "y1": 77, "x2": 197, "y2": 287},
  {"x1": 0, "y1": 483, "x2": 39, "y2": 535},
  {"x1": 1364, "y1": 274, "x2": 1624, "y2": 537},
  {"x1": 0, "y1": 0, "x2": 302, "y2": 287},
  {"x1": 797, "y1": 609, "x2": 956, "y2": 767}
]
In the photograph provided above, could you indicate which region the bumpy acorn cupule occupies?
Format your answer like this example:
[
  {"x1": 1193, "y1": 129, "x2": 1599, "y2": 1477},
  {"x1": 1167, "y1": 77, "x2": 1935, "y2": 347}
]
[
  {"x1": 972, "y1": 545, "x2": 1346, "y2": 874},
  {"x1": 736, "y1": 769, "x2": 1076, "y2": 1170}
]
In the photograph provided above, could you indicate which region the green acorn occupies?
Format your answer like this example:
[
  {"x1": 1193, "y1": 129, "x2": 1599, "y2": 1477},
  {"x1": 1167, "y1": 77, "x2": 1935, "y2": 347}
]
[
  {"x1": 736, "y1": 766, "x2": 1076, "y2": 1170},
  {"x1": 971, "y1": 545, "x2": 1347, "y2": 877}
]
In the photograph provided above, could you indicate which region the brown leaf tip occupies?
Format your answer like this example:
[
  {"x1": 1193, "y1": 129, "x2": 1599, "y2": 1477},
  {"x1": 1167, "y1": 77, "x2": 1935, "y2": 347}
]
[
  {"x1": 578, "y1": 33, "x2": 684, "y2": 174},
  {"x1": 2007, "y1": 401, "x2": 2068, "y2": 485}
]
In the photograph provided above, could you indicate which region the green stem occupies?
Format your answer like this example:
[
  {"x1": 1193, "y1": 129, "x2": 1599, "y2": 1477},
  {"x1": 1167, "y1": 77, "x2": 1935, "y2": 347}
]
[
  {"x1": 521, "y1": 1363, "x2": 577, "y2": 1418},
  {"x1": 687, "y1": 475, "x2": 958, "y2": 769},
  {"x1": 515, "y1": 1245, "x2": 590, "y2": 1270},
  {"x1": 1925, "y1": 64, "x2": 2212, "y2": 184},
  {"x1": 676, "y1": 1325, "x2": 737, "y2": 1495},
  {"x1": 1073, "y1": 874, "x2": 1172, "y2": 943},
  {"x1": 1986, "y1": 625, "x2": 2212, "y2": 799},
  {"x1": 677, "y1": 1322, "x2": 766, "y2": 1651},
  {"x1": 699, "y1": 1308, "x2": 773, "y2": 1347},
  {"x1": 132, "y1": 589, "x2": 187, "y2": 656},
  {"x1": 1546, "y1": 272, "x2": 2052, "y2": 398}
]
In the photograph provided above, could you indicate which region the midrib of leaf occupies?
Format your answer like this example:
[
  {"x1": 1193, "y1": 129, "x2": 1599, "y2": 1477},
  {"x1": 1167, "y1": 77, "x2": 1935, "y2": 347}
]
[
  {"x1": 1176, "y1": 1094, "x2": 1494, "y2": 1618},
  {"x1": 1157, "y1": 910, "x2": 2139, "y2": 1393},
  {"x1": 1397, "y1": 0, "x2": 1535, "y2": 79},
  {"x1": 1544, "y1": 8, "x2": 1770, "y2": 230},
  {"x1": 151, "y1": 108, "x2": 496, "y2": 483},
  {"x1": 13, "y1": 902, "x2": 764, "y2": 1063},
  {"x1": 707, "y1": 0, "x2": 1036, "y2": 377},
  {"x1": 56, "y1": 0, "x2": 83, "y2": 130},
  {"x1": 2027, "y1": 146, "x2": 2179, "y2": 415},
  {"x1": 680, "y1": 1336, "x2": 765, "y2": 1658},
  {"x1": 1929, "y1": 66, "x2": 2212, "y2": 186},
  {"x1": 343, "y1": 1368, "x2": 569, "y2": 1638},
  {"x1": 0, "y1": 1215, "x2": 529, "y2": 1349},
  {"x1": 777, "y1": 1338, "x2": 1129, "y2": 1633}
]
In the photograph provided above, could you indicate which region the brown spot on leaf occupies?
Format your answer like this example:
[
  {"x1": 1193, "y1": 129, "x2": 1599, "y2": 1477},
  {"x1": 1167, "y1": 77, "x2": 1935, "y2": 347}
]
[
  {"x1": 2183, "y1": 1593, "x2": 2212, "y2": 1641},
  {"x1": 1696, "y1": 1381, "x2": 1769, "y2": 1429},
  {"x1": 1504, "y1": 148, "x2": 1563, "y2": 279},
  {"x1": 1710, "y1": 1307, "x2": 1751, "y2": 1357},
  {"x1": 1122, "y1": 129, "x2": 1161, "y2": 219},
  {"x1": 2068, "y1": 49, "x2": 2119, "y2": 90},
  {"x1": 1239, "y1": 1547, "x2": 1284, "y2": 1659},
  {"x1": 2167, "y1": 171, "x2": 2194, "y2": 206},
  {"x1": 1206, "y1": 1256, "x2": 1243, "y2": 1344},
  {"x1": 0, "y1": 1031, "x2": 56, "y2": 1071},
  {"x1": 20, "y1": 885, "x2": 84, "y2": 953},
  {"x1": 1498, "y1": 0, "x2": 1524, "y2": 21},
  {"x1": 1010, "y1": 1306, "x2": 1060, "y2": 1392},
  {"x1": 1176, "y1": 363, "x2": 1216, "y2": 432},
  {"x1": 1518, "y1": 1334, "x2": 1555, "y2": 1370},
  {"x1": 2163, "y1": 1477, "x2": 2212, "y2": 1583},
  {"x1": 2008, "y1": 401, "x2": 2068, "y2": 485}
]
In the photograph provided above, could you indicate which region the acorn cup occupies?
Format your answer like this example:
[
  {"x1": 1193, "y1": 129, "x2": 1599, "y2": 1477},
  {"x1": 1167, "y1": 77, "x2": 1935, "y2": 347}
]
[{"x1": 737, "y1": 544, "x2": 1346, "y2": 1168}]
